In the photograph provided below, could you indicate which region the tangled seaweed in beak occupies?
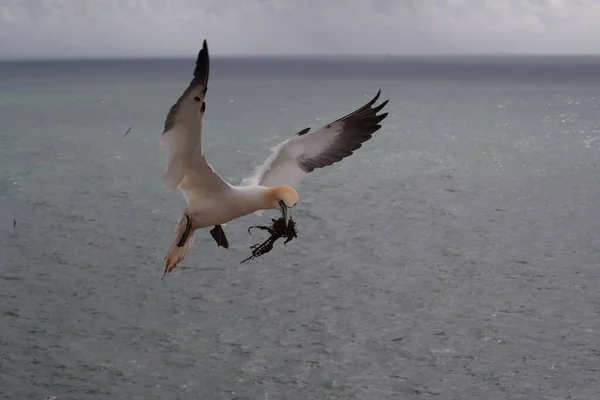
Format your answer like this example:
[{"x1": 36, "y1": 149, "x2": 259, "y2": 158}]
[{"x1": 241, "y1": 217, "x2": 298, "y2": 263}]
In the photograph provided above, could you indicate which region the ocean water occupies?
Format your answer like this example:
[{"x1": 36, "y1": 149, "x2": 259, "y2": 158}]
[{"x1": 1, "y1": 56, "x2": 600, "y2": 399}]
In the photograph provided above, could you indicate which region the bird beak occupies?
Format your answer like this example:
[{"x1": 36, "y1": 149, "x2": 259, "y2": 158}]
[{"x1": 279, "y1": 201, "x2": 292, "y2": 227}]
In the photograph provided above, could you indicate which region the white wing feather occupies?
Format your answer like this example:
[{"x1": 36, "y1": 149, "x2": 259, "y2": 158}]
[
  {"x1": 243, "y1": 90, "x2": 389, "y2": 188},
  {"x1": 159, "y1": 40, "x2": 230, "y2": 205}
]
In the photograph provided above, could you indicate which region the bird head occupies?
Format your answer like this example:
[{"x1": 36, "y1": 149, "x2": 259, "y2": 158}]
[{"x1": 266, "y1": 186, "x2": 299, "y2": 227}]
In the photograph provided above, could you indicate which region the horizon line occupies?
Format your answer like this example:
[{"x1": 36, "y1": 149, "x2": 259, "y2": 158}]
[{"x1": 3, "y1": 52, "x2": 600, "y2": 63}]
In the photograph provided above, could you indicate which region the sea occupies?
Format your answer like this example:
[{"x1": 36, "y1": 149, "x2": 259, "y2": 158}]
[{"x1": 1, "y1": 55, "x2": 600, "y2": 399}]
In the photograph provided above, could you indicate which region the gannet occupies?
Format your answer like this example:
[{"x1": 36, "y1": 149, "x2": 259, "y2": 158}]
[{"x1": 160, "y1": 40, "x2": 389, "y2": 274}]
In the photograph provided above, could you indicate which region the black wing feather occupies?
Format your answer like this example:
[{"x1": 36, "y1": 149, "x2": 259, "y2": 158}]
[
  {"x1": 162, "y1": 40, "x2": 210, "y2": 133},
  {"x1": 298, "y1": 90, "x2": 389, "y2": 173}
]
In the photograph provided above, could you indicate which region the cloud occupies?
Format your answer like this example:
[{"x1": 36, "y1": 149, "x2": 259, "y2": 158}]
[{"x1": 1, "y1": 0, "x2": 600, "y2": 59}]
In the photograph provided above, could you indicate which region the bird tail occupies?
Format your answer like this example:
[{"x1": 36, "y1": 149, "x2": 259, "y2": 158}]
[{"x1": 164, "y1": 215, "x2": 196, "y2": 275}]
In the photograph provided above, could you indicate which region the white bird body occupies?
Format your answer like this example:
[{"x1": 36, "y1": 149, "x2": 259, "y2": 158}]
[
  {"x1": 184, "y1": 185, "x2": 271, "y2": 229},
  {"x1": 159, "y1": 40, "x2": 389, "y2": 274}
]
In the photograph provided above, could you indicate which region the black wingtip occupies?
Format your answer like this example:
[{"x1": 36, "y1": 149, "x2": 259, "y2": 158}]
[
  {"x1": 373, "y1": 89, "x2": 381, "y2": 101},
  {"x1": 328, "y1": 89, "x2": 388, "y2": 126},
  {"x1": 366, "y1": 89, "x2": 381, "y2": 107},
  {"x1": 372, "y1": 99, "x2": 389, "y2": 114},
  {"x1": 193, "y1": 39, "x2": 210, "y2": 86}
]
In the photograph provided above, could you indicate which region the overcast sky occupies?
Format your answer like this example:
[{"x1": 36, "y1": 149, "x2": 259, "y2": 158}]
[{"x1": 1, "y1": 0, "x2": 600, "y2": 59}]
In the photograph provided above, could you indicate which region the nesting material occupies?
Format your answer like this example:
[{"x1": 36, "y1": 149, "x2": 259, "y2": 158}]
[{"x1": 241, "y1": 217, "x2": 298, "y2": 263}]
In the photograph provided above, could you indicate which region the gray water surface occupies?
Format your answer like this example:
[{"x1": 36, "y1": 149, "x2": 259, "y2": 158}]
[{"x1": 1, "y1": 57, "x2": 600, "y2": 399}]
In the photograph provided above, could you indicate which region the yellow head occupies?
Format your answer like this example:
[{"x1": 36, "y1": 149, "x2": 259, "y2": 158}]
[{"x1": 265, "y1": 186, "x2": 299, "y2": 226}]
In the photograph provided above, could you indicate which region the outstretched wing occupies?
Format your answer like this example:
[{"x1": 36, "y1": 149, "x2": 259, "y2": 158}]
[
  {"x1": 243, "y1": 90, "x2": 389, "y2": 188},
  {"x1": 159, "y1": 40, "x2": 229, "y2": 204}
]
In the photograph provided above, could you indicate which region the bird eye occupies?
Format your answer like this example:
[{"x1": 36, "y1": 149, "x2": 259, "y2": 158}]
[{"x1": 193, "y1": 96, "x2": 201, "y2": 102}]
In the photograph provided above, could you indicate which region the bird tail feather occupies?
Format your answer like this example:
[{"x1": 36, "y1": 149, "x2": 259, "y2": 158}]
[{"x1": 164, "y1": 215, "x2": 196, "y2": 275}]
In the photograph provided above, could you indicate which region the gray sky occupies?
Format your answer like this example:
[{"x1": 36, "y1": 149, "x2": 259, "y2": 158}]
[{"x1": 1, "y1": 0, "x2": 600, "y2": 59}]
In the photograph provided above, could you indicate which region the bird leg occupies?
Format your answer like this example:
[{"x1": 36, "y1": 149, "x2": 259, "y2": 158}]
[
  {"x1": 210, "y1": 225, "x2": 229, "y2": 249},
  {"x1": 177, "y1": 214, "x2": 192, "y2": 247}
]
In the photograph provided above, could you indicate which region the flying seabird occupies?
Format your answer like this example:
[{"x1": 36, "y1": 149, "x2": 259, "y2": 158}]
[{"x1": 160, "y1": 40, "x2": 389, "y2": 274}]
